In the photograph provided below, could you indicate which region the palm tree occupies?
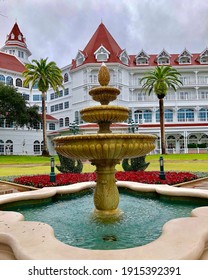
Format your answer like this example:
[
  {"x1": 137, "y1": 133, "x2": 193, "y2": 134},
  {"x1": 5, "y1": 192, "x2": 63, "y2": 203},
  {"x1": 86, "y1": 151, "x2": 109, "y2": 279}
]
[
  {"x1": 23, "y1": 58, "x2": 63, "y2": 156},
  {"x1": 140, "y1": 66, "x2": 182, "y2": 154}
]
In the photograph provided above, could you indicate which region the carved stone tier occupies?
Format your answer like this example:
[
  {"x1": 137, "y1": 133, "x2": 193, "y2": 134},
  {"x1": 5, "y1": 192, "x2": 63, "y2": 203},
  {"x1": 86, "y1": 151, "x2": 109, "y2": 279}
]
[
  {"x1": 54, "y1": 134, "x2": 156, "y2": 161},
  {"x1": 89, "y1": 86, "x2": 120, "y2": 105},
  {"x1": 80, "y1": 106, "x2": 129, "y2": 133}
]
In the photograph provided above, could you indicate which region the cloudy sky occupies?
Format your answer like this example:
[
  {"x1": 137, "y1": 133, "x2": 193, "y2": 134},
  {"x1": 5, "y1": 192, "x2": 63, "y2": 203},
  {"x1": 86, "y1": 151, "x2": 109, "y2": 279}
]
[{"x1": 1, "y1": 0, "x2": 208, "y2": 68}]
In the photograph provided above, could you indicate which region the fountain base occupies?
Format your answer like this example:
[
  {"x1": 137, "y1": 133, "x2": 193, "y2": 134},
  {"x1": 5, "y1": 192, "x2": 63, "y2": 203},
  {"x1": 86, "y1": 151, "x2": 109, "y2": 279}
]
[{"x1": 92, "y1": 208, "x2": 123, "y2": 223}]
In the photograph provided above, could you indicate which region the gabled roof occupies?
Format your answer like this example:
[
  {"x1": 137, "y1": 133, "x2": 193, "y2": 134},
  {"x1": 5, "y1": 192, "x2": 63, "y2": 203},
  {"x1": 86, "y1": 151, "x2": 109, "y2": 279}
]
[
  {"x1": 70, "y1": 23, "x2": 208, "y2": 69},
  {"x1": 3, "y1": 22, "x2": 31, "y2": 55},
  {"x1": 0, "y1": 51, "x2": 26, "y2": 72},
  {"x1": 71, "y1": 23, "x2": 123, "y2": 69}
]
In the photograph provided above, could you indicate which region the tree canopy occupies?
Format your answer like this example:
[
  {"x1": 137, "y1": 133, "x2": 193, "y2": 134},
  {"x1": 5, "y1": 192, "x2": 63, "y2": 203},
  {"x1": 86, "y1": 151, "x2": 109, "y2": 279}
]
[
  {"x1": 23, "y1": 58, "x2": 64, "y2": 156},
  {"x1": 0, "y1": 83, "x2": 40, "y2": 127}
]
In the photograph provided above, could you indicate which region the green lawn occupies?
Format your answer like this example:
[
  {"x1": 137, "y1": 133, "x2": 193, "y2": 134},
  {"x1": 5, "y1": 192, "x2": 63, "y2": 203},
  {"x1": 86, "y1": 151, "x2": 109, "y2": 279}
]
[{"x1": 0, "y1": 154, "x2": 208, "y2": 177}]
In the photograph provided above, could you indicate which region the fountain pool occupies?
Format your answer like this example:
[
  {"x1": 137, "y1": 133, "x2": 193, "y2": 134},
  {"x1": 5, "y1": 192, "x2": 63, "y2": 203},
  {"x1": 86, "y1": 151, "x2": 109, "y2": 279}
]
[{"x1": 1, "y1": 188, "x2": 208, "y2": 251}]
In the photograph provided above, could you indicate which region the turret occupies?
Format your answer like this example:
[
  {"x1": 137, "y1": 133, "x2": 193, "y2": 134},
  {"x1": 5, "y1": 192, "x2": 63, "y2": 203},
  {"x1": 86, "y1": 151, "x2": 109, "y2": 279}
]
[{"x1": 0, "y1": 22, "x2": 31, "y2": 63}]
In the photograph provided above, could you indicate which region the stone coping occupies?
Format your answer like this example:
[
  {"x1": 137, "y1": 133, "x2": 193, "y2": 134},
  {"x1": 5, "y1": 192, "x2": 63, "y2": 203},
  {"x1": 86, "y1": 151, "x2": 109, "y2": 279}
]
[{"x1": 0, "y1": 181, "x2": 208, "y2": 260}]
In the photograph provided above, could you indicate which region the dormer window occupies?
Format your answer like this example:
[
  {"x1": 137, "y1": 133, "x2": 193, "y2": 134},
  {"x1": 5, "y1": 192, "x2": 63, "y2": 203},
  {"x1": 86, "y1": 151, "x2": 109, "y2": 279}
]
[
  {"x1": 135, "y1": 50, "x2": 150, "y2": 65},
  {"x1": 94, "y1": 45, "x2": 110, "y2": 62},
  {"x1": 75, "y1": 51, "x2": 85, "y2": 67},
  {"x1": 199, "y1": 48, "x2": 208, "y2": 64},
  {"x1": 119, "y1": 50, "x2": 129, "y2": 65},
  {"x1": 18, "y1": 34, "x2": 22, "y2": 40},
  {"x1": 157, "y1": 49, "x2": 170, "y2": 65},
  {"x1": 11, "y1": 33, "x2": 15, "y2": 39},
  {"x1": 178, "y1": 49, "x2": 192, "y2": 64}
]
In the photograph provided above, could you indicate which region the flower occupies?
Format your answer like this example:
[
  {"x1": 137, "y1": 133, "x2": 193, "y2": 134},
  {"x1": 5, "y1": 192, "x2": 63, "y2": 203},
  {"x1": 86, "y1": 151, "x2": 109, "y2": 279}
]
[{"x1": 13, "y1": 171, "x2": 197, "y2": 188}]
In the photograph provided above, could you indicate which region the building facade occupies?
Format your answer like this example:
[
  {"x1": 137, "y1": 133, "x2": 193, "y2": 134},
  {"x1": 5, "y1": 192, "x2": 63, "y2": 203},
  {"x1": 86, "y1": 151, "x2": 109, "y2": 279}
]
[{"x1": 0, "y1": 22, "x2": 208, "y2": 155}]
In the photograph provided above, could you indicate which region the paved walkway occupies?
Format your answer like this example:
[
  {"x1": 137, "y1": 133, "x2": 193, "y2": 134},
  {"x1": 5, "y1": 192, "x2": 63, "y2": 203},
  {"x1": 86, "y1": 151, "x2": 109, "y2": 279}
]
[
  {"x1": 173, "y1": 177, "x2": 208, "y2": 190},
  {"x1": 0, "y1": 180, "x2": 37, "y2": 194}
]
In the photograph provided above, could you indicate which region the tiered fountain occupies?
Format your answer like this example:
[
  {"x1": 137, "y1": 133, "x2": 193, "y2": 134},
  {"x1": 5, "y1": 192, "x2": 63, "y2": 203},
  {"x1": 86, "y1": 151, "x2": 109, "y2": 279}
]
[{"x1": 53, "y1": 64, "x2": 156, "y2": 217}]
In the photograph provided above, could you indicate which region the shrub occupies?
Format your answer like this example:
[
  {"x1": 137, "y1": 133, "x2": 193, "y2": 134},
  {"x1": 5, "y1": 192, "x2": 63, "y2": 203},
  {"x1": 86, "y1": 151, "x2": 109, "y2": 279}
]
[
  {"x1": 56, "y1": 153, "x2": 83, "y2": 173},
  {"x1": 122, "y1": 156, "x2": 150, "y2": 171}
]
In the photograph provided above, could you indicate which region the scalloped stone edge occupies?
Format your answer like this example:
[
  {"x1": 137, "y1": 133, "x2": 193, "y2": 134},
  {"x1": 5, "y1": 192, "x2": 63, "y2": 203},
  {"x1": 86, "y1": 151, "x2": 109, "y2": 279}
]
[{"x1": 0, "y1": 181, "x2": 208, "y2": 260}]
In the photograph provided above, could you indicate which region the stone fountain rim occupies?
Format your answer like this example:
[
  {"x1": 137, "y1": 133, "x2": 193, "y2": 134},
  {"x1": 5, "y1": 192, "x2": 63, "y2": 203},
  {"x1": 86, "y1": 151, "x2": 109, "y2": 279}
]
[
  {"x1": 89, "y1": 86, "x2": 120, "y2": 94},
  {"x1": 53, "y1": 133, "x2": 157, "y2": 142},
  {"x1": 80, "y1": 105, "x2": 129, "y2": 113},
  {"x1": 0, "y1": 181, "x2": 208, "y2": 260}
]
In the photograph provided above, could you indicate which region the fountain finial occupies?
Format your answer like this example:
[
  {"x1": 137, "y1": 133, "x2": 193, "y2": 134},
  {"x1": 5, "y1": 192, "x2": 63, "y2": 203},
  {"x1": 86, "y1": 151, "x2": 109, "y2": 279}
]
[{"x1": 98, "y1": 62, "x2": 110, "y2": 86}]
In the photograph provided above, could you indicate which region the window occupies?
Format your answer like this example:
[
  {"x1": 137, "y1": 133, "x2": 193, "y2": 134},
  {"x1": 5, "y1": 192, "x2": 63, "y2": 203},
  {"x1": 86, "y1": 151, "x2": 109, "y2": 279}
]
[
  {"x1": 75, "y1": 51, "x2": 85, "y2": 66},
  {"x1": 59, "y1": 103, "x2": 63, "y2": 110},
  {"x1": 143, "y1": 110, "x2": 152, "y2": 123},
  {"x1": 120, "y1": 51, "x2": 129, "y2": 65},
  {"x1": 89, "y1": 74, "x2": 98, "y2": 83},
  {"x1": 188, "y1": 134, "x2": 197, "y2": 145},
  {"x1": 199, "y1": 91, "x2": 208, "y2": 99},
  {"x1": 5, "y1": 140, "x2": 13, "y2": 154},
  {"x1": 64, "y1": 101, "x2": 69, "y2": 109},
  {"x1": 199, "y1": 48, "x2": 208, "y2": 64},
  {"x1": 16, "y1": 78, "x2": 22, "y2": 87},
  {"x1": 64, "y1": 73, "x2": 69, "y2": 83},
  {"x1": 180, "y1": 76, "x2": 190, "y2": 85},
  {"x1": 33, "y1": 94, "x2": 41, "y2": 101},
  {"x1": 75, "y1": 111, "x2": 80, "y2": 124},
  {"x1": 178, "y1": 108, "x2": 194, "y2": 122},
  {"x1": 5, "y1": 120, "x2": 13, "y2": 128},
  {"x1": 201, "y1": 134, "x2": 208, "y2": 146},
  {"x1": 158, "y1": 57, "x2": 170, "y2": 64},
  {"x1": 33, "y1": 122, "x2": 40, "y2": 130},
  {"x1": 138, "y1": 92, "x2": 143, "y2": 101},
  {"x1": 0, "y1": 140, "x2": 4, "y2": 154},
  {"x1": 135, "y1": 50, "x2": 149, "y2": 65},
  {"x1": 156, "y1": 109, "x2": 173, "y2": 122},
  {"x1": 65, "y1": 117, "x2": 69, "y2": 127},
  {"x1": 157, "y1": 50, "x2": 170, "y2": 65},
  {"x1": 33, "y1": 140, "x2": 41, "y2": 154},
  {"x1": 18, "y1": 51, "x2": 24, "y2": 58},
  {"x1": 6, "y1": 76, "x2": 13, "y2": 86},
  {"x1": 94, "y1": 45, "x2": 110, "y2": 62},
  {"x1": 178, "y1": 49, "x2": 192, "y2": 64},
  {"x1": 64, "y1": 88, "x2": 69, "y2": 95},
  {"x1": 50, "y1": 93, "x2": 55, "y2": 100},
  {"x1": 199, "y1": 108, "x2": 208, "y2": 121},
  {"x1": 59, "y1": 118, "x2": 64, "y2": 127},
  {"x1": 49, "y1": 123, "x2": 55, "y2": 130},
  {"x1": 0, "y1": 75, "x2": 5, "y2": 84},
  {"x1": 22, "y1": 93, "x2": 29, "y2": 101},
  {"x1": 178, "y1": 91, "x2": 189, "y2": 100},
  {"x1": 32, "y1": 82, "x2": 38, "y2": 89}
]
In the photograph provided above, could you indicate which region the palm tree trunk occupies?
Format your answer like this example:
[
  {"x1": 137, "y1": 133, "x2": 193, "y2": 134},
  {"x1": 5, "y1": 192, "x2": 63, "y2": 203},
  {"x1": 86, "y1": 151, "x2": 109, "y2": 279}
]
[
  {"x1": 41, "y1": 92, "x2": 49, "y2": 156},
  {"x1": 159, "y1": 98, "x2": 166, "y2": 154}
]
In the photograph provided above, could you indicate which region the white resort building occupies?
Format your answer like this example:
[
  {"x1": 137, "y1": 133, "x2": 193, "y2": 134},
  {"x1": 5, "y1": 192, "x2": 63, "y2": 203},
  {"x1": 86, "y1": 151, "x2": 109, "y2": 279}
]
[{"x1": 0, "y1": 22, "x2": 208, "y2": 155}]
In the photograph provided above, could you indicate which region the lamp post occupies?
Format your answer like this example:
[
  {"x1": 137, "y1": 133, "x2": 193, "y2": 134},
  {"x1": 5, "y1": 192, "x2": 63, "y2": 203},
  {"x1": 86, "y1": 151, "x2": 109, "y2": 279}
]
[
  {"x1": 50, "y1": 157, "x2": 56, "y2": 182},
  {"x1": 69, "y1": 121, "x2": 79, "y2": 135},
  {"x1": 159, "y1": 156, "x2": 166, "y2": 180}
]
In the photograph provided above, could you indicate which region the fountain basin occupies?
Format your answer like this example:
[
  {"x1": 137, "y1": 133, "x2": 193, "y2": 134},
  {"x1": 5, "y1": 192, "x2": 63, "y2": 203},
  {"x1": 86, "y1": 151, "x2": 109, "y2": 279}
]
[
  {"x1": 54, "y1": 134, "x2": 156, "y2": 160},
  {"x1": 80, "y1": 105, "x2": 129, "y2": 124},
  {"x1": 1, "y1": 182, "x2": 208, "y2": 259}
]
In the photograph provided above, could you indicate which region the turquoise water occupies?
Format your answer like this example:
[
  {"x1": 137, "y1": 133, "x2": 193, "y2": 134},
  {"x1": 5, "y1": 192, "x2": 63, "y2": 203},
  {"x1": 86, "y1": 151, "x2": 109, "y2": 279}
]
[{"x1": 3, "y1": 190, "x2": 208, "y2": 250}]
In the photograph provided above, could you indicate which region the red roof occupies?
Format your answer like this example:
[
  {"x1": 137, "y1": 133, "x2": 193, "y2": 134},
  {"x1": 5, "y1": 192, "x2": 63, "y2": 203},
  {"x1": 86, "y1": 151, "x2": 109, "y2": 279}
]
[
  {"x1": 71, "y1": 23, "x2": 123, "y2": 69},
  {"x1": 5, "y1": 22, "x2": 28, "y2": 49},
  {"x1": 71, "y1": 23, "x2": 204, "y2": 69},
  {"x1": 46, "y1": 114, "x2": 58, "y2": 121},
  {"x1": 0, "y1": 52, "x2": 25, "y2": 72}
]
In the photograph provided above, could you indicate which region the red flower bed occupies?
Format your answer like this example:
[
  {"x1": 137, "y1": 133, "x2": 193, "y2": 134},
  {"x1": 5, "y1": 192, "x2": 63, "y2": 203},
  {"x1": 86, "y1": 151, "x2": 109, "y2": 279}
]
[{"x1": 13, "y1": 171, "x2": 198, "y2": 188}]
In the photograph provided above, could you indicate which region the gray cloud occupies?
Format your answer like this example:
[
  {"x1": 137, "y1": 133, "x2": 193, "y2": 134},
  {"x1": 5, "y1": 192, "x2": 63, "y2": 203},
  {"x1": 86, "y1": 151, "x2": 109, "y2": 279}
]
[{"x1": 1, "y1": 0, "x2": 208, "y2": 67}]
